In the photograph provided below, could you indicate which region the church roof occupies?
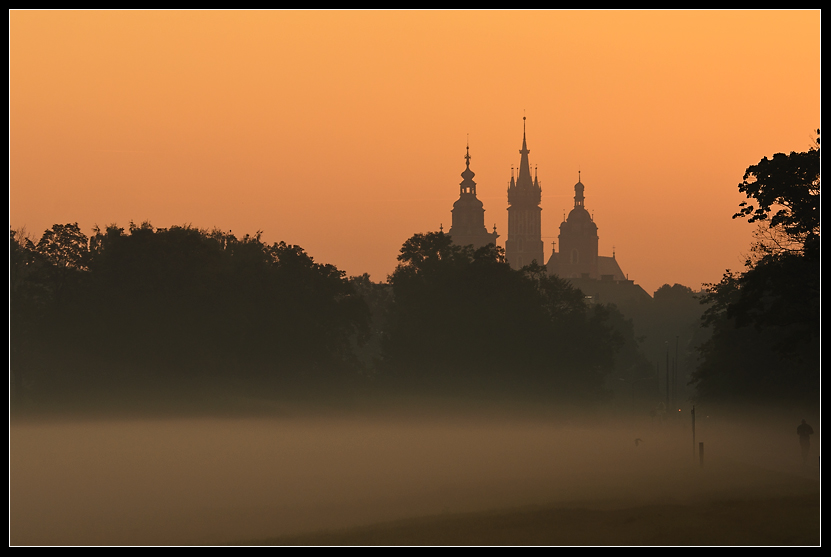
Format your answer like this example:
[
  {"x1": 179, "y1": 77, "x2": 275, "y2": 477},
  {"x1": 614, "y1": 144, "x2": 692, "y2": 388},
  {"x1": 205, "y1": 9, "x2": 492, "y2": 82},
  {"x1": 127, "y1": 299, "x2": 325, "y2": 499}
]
[
  {"x1": 598, "y1": 255, "x2": 626, "y2": 281},
  {"x1": 565, "y1": 206, "x2": 594, "y2": 225},
  {"x1": 453, "y1": 194, "x2": 484, "y2": 210}
]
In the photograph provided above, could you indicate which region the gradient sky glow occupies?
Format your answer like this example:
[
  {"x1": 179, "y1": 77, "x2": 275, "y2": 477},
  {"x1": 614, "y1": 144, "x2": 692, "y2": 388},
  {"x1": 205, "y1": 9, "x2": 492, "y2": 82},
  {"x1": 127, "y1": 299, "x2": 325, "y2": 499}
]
[{"x1": 10, "y1": 10, "x2": 821, "y2": 294}]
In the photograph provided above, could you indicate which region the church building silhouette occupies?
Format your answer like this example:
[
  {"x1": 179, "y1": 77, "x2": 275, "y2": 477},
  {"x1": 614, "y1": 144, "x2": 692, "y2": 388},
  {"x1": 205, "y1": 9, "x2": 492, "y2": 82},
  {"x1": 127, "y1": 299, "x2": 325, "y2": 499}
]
[{"x1": 447, "y1": 118, "x2": 650, "y2": 306}]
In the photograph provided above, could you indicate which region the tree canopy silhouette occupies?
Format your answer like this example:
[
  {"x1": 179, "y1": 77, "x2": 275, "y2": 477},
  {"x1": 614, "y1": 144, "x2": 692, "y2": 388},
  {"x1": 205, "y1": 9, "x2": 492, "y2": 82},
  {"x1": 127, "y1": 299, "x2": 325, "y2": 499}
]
[
  {"x1": 10, "y1": 223, "x2": 370, "y2": 398},
  {"x1": 734, "y1": 134, "x2": 820, "y2": 257},
  {"x1": 691, "y1": 131, "x2": 820, "y2": 404},
  {"x1": 381, "y1": 231, "x2": 628, "y2": 397},
  {"x1": 12, "y1": 224, "x2": 652, "y2": 404}
]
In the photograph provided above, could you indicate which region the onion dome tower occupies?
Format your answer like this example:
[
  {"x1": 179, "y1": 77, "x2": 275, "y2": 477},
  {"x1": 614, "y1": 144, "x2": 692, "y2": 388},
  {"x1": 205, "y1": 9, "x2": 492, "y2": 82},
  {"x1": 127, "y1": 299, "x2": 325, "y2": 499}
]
[{"x1": 448, "y1": 142, "x2": 499, "y2": 250}]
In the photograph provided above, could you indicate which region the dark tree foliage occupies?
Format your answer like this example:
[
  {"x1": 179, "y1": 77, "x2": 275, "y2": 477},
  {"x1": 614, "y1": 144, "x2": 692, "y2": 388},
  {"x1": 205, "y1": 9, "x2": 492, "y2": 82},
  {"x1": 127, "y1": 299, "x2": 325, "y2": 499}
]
[
  {"x1": 11, "y1": 225, "x2": 93, "y2": 396},
  {"x1": 381, "y1": 231, "x2": 626, "y2": 397},
  {"x1": 347, "y1": 273, "x2": 393, "y2": 375},
  {"x1": 690, "y1": 131, "x2": 820, "y2": 404},
  {"x1": 693, "y1": 271, "x2": 817, "y2": 403},
  {"x1": 10, "y1": 223, "x2": 653, "y2": 403},
  {"x1": 651, "y1": 284, "x2": 709, "y2": 374},
  {"x1": 734, "y1": 136, "x2": 820, "y2": 256},
  {"x1": 10, "y1": 222, "x2": 370, "y2": 397},
  {"x1": 11, "y1": 230, "x2": 50, "y2": 398}
]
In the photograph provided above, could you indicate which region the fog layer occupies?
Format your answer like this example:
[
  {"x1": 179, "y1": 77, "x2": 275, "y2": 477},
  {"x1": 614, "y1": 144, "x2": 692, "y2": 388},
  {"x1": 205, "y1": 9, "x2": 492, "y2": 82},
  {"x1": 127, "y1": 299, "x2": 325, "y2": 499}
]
[{"x1": 10, "y1": 406, "x2": 819, "y2": 545}]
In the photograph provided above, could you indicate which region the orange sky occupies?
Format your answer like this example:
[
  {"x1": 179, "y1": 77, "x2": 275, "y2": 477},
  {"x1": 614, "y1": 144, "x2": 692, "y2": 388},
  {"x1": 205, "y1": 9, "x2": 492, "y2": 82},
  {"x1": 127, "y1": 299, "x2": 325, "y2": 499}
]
[{"x1": 10, "y1": 10, "x2": 820, "y2": 294}]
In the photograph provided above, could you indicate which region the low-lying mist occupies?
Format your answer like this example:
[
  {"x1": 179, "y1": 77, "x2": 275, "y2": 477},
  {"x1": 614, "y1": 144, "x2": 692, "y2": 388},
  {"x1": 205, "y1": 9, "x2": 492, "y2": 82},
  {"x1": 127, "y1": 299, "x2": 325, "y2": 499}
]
[{"x1": 10, "y1": 398, "x2": 819, "y2": 545}]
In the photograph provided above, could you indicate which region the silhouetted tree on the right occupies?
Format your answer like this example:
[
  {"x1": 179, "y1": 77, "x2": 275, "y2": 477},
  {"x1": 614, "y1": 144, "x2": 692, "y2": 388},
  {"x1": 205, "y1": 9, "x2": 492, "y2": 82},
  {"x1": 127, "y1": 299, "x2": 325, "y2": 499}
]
[{"x1": 690, "y1": 130, "x2": 820, "y2": 404}]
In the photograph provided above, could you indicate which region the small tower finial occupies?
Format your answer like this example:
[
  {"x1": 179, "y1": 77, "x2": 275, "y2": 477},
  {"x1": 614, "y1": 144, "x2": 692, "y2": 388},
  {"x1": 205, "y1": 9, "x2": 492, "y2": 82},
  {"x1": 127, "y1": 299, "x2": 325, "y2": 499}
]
[{"x1": 440, "y1": 223, "x2": 443, "y2": 233}]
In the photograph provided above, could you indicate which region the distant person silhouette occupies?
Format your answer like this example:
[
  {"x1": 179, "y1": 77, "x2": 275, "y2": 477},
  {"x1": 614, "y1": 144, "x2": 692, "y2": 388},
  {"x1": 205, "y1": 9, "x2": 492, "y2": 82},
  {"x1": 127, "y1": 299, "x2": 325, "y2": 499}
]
[{"x1": 797, "y1": 419, "x2": 814, "y2": 465}]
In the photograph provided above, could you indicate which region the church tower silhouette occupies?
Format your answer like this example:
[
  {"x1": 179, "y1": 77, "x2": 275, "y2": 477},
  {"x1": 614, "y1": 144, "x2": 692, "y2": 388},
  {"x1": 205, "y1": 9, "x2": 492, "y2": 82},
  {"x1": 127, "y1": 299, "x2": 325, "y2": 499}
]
[
  {"x1": 553, "y1": 172, "x2": 599, "y2": 278},
  {"x1": 448, "y1": 142, "x2": 499, "y2": 250},
  {"x1": 547, "y1": 173, "x2": 627, "y2": 282},
  {"x1": 505, "y1": 117, "x2": 544, "y2": 269},
  {"x1": 545, "y1": 172, "x2": 648, "y2": 306}
]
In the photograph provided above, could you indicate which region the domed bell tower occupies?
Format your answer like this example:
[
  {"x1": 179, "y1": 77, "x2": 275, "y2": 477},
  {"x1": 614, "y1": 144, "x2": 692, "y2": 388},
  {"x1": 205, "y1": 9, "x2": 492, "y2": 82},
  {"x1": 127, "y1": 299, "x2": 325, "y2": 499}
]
[
  {"x1": 448, "y1": 142, "x2": 499, "y2": 250},
  {"x1": 555, "y1": 172, "x2": 599, "y2": 278}
]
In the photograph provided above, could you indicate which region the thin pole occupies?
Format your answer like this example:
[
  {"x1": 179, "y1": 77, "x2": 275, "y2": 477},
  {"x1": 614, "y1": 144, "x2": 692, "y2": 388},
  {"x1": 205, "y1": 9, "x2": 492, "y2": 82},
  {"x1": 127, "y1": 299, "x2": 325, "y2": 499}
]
[
  {"x1": 691, "y1": 405, "x2": 696, "y2": 461},
  {"x1": 666, "y1": 349, "x2": 670, "y2": 410},
  {"x1": 675, "y1": 336, "x2": 680, "y2": 409},
  {"x1": 671, "y1": 356, "x2": 675, "y2": 410}
]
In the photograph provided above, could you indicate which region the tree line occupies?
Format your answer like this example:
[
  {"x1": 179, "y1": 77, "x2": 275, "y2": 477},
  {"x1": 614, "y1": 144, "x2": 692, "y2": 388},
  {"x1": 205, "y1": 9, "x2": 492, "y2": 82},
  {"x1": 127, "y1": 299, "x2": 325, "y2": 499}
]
[
  {"x1": 11, "y1": 132, "x2": 817, "y2": 406},
  {"x1": 10, "y1": 222, "x2": 651, "y2": 402},
  {"x1": 11, "y1": 222, "x2": 371, "y2": 399}
]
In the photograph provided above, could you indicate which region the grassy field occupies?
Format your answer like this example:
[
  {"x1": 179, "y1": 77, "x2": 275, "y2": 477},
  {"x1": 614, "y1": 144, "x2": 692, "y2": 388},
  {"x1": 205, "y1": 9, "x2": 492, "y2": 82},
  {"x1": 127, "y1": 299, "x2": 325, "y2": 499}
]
[
  {"x1": 242, "y1": 454, "x2": 820, "y2": 546},
  {"x1": 254, "y1": 493, "x2": 819, "y2": 546}
]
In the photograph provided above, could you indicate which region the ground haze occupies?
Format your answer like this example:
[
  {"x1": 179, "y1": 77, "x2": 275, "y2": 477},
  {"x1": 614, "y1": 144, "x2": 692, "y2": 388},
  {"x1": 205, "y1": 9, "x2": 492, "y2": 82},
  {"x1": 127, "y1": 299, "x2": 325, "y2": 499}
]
[{"x1": 10, "y1": 400, "x2": 819, "y2": 545}]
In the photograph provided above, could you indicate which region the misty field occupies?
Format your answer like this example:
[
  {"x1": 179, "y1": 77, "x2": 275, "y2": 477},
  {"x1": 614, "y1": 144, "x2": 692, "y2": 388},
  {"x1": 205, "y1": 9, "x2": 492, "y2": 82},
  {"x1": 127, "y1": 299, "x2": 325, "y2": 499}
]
[{"x1": 10, "y1": 401, "x2": 819, "y2": 545}]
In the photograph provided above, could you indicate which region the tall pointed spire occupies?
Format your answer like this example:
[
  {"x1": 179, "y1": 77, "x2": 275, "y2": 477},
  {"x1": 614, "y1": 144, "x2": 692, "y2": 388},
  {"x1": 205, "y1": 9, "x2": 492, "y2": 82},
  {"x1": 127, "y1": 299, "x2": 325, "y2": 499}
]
[
  {"x1": 506, "y1": 115, "x2": 543, "y2": 270},
  {"x1": 508, "y1": 116, "x2": 540, "y2": 203},
  {"x1": 517, "y1": 116, "x2": 533, "y2": 188}
]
